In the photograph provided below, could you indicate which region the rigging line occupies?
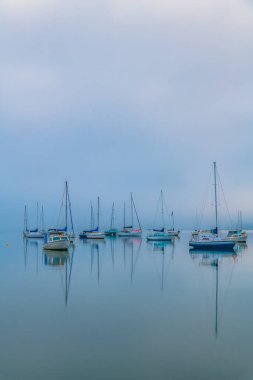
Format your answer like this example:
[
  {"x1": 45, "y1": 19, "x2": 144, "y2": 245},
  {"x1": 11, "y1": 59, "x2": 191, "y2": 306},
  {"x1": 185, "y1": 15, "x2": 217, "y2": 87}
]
[
  {"x1": 198, "y1": 167, "x2": 213, "y2": 228},
  {"x1": 163, "y1": 196, "x2": 172, "y2": 228},
  {"x1": 132, "y1": 197, "x2": 141, "y2": 229},
  {"x1": 56, "y1": 186, "x2": 66, "y2": 228},
  {"x1": 217, "y1": 169, "x2": 233, "y2": 228},
  {"x1": 67, "y1": 187, "x2": 74, "y2": 233},
  {"x1": 153, "y1": 192, "x2": 162, "y2": 228}
]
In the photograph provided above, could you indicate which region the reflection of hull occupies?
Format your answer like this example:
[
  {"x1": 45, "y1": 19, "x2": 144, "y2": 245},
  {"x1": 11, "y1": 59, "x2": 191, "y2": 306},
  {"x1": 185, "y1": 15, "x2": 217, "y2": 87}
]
[
  {"x1": 189, "y1": 249, "x2": 237, "y2": 256},
  {"x1": 189, "y1": 240, "x2": 236, "y2": 251},
  {"x1": 148, "y1": 241, "x2": 172, "y2": 253},
  {"x1": 43, "y1": 250, "x2": 69, "y2": 267},
  {"x1": 43, "y1": 241, "x2": 70, "y2": 251}
]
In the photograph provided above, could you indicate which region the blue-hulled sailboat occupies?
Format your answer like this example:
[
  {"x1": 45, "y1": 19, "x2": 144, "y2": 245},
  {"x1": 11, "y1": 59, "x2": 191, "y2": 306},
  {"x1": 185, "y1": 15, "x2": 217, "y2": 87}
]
[
  {"x1": 189, "y1": 162, "x2": 236, "y2": 251},
  {"x1": 23, "y1": 203, "x2": 45, "y2": 238},
  {"x1": 79, "y1": 197, "x2": 105, "y2": 239}
]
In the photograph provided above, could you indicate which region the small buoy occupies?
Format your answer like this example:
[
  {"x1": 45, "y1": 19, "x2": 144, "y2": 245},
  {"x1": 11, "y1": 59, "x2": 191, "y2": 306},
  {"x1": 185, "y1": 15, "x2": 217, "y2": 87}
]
[{"x1": 5, "y1": 243, "x2": 10, "y2": 247}]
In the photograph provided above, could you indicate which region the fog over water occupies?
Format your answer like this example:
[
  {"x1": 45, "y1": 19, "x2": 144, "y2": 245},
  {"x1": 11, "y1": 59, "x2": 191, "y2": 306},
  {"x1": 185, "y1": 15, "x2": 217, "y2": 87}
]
[{"x1": 1, "y1": 0, "x2": 253, "y2": 230}]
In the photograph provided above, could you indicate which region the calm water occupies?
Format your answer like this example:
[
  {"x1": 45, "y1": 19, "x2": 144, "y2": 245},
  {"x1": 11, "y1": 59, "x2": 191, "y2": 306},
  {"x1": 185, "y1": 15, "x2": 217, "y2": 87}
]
[{"x1": 0, "y1": 232, "x2": 253, "y2": 380}]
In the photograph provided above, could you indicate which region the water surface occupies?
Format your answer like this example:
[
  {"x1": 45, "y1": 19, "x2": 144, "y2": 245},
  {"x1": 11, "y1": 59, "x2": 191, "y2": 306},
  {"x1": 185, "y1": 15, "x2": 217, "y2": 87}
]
[{"x1": 0, "y1": 232, "x2": 253, "y2": 380}]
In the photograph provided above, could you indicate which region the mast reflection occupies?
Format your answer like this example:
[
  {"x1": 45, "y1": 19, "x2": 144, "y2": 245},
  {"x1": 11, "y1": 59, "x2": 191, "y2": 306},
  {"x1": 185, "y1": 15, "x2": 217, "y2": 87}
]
[
  {"x1": 43, "y1": 247, "x2": 75, "y2": 305},
  {"x1": 189, "y1": 248, "x2": 238, "y2": 337},
  {"x1": 147, "y1": 240, "x2": 174, "y2": 291}
]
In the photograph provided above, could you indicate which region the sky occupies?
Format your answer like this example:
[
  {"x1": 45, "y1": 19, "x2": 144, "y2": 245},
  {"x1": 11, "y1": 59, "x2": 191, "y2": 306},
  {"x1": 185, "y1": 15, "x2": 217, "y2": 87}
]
[{"x1": 0, "y1": 0, "x2": 253, "y2": 231}]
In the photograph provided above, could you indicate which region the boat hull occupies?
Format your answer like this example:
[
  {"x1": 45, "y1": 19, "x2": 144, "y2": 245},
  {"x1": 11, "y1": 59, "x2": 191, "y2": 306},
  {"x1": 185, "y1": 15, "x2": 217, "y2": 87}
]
[
  {"x1": 118, "y1": 232, "x2": 142, "y2": 237},
  {"x1": 105, "y1": 229, "x2": 118, "y2": 236},
  {"x1": 24, "y1": 232, "x2": 44, "y2": 238},
  {"x1": 43, "y1": 241, "x2": 70, "y2": 251},
  {"x1": 189, "y1": 241, "x2": 236, "y2": 251},
  {"x1": 167, "y1": 230, "x2": 180, "y2": 237},
  {"x1": 85, "y1": 232, "x2": 105, "y2": 239},
  {"x1": 147, "y1": 234, "x2": 173, "y2": 241}
]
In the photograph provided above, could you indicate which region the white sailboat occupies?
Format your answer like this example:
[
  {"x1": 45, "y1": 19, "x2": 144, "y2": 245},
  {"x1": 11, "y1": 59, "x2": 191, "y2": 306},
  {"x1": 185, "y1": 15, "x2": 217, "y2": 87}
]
[
  {"x1": 118, "y1": 193, "x2": 142, "y2": 237},
  {"x1": 47, "y1": 181, "x2": 75, "y2": 241},
  {"x1": 44, "y1": 181, "x2": 73, "y2": 251},
  {"x1": 80, "y1": 197, "x2": 105, "y2": 239},
  {"x1": 43, "y1": 234, "x2": 70, "y2": 251},
  {"x1": 23, "y1": 203, "x2": 45, "y2": 238},
  {"x1": 226, "y1": 211, "x2": 247, "y2": 243},
  {"x1": 189, "y1": 162, "x2": 236, "y2": 251},
  {"x1": 167, "y1": 211, "x2": 180, "y2": 237}
]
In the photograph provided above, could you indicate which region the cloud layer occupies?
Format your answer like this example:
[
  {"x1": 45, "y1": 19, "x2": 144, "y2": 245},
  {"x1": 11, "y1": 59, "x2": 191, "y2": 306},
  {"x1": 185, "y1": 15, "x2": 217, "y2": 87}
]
[{"x1": 0, "y1": 0, "x2": 253, "y2": 230}]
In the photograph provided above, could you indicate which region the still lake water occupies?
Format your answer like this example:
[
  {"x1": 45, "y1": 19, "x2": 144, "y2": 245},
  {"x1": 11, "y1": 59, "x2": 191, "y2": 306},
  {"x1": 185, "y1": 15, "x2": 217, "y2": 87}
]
[{"x1": 0, "y1": 231, "x2": 253, "y2": 380}]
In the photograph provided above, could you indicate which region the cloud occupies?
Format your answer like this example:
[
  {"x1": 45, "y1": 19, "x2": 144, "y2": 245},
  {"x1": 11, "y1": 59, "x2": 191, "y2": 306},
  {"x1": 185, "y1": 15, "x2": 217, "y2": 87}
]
[{"x1": 0, "y1": 0, "x2": 253, "y2": 229}]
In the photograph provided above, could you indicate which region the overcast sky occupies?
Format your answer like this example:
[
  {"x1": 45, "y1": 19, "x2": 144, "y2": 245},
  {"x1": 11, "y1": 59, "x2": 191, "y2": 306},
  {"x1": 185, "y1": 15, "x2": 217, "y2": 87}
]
[{"x1": 0, "y1": 0, "x2": 253, "y2": 231}]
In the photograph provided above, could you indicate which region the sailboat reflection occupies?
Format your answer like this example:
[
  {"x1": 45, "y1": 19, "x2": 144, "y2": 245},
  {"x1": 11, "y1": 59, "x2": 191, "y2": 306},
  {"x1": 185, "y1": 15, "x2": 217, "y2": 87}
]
[
  {"x1": 147, "y1": 241, "x2": 174, "y2": 290},
  {"x1": 83, "y1": 240, "x2": 105, "y2": 284},
  {"x1": 43, "y1": 250, "x2": 69, "y2": 267},
  {"x1": 107, "y1": 236, "x2": 116, "y2": 271},
  {"x1": 121, "y1": 238, "x2": 142, "y2": 283},
  {"x1": 189, "y1": 249, "x2": 237, "y2": 337},
  {"x1": 43, "y1": 247, "x2": 75, "y2": 304},
  {"x1": 23, "y1": 238, "x2": 40, "y2": 273}
]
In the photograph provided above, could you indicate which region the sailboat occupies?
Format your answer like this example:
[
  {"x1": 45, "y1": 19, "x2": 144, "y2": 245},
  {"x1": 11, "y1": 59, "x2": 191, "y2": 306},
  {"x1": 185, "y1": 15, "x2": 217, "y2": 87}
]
[
  {"x1": 226, "y1": 211, "x2": 247, "y2": 243},
  {"x1": 118, "y1": 193, "x2": 142, "y2": 237},
  {"x1": 23, "y1": 203, "x2": 45, "y2": 238},
  {"x1": 47, "y1": 181, "x2": 75, "y2": 241},
  {"x1": 79, "y1": 202, "x2": 96, "y2": 238},
  {"x1": 80, "y1": 197, "x2": 105, "y2": 239},
  {"x1": 167, "y1": 211, "x2": 180, "y2": 237},
  {"x1": 189, "y1": 162, "x2": 236, "y2": 251},
  {"x1": 105, "y1": 202, "x2": 118, "y2": 236},
  {"x1": 147, "y1": 191, "x2": 173, "y2": 241},
  {"x1": 44, "y1": 182, "x2": 72, "y2": 251}
]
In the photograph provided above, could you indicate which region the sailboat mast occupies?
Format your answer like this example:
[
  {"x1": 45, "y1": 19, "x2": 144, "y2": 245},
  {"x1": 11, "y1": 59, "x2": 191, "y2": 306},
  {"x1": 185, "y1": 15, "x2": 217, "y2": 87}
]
[
  {"x1": 131, "y1": 193, "x2": 133, "y2": 228},
  {"x1": 111, "y1": 202, "x2": 114, "y2": 229},
  {"x1": 41, "y1": 206, "x2": 44, "y2": 232},
  {"x1": 123, "y1": 201, "x2": 126, "y2": 228},
  {"x1": 36, "y1": 202, "x2": 39, "y2": 230},
  {"x1": 97, "y1": 196, "x2": 100, "y2": 230},
  {"x1": 213, "y1": 162, "x2": 218, "y2": 233},
  {"x1": 24, "y1": 206, "x2": 28, "y2": 231},
  {"x1": 65, "y1": 181, "x2": 68, "y2": 231},
  {"x1": 90, "y1": 203, "x2": 94, "y2": 229},
  {"x1": 161, "y1": 190, "x2": 164, "y2": 229}
]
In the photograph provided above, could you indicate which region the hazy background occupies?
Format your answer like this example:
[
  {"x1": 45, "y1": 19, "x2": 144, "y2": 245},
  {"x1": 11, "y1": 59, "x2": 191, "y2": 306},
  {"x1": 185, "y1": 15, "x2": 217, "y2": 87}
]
[{"x1": 0, "y1": 0, "x2": 253, "y2": 231}]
